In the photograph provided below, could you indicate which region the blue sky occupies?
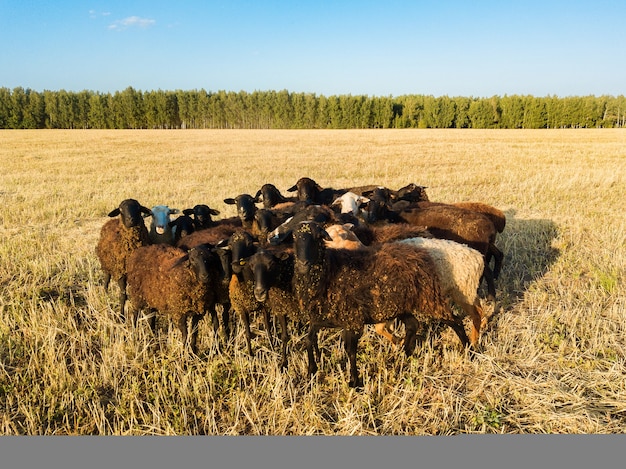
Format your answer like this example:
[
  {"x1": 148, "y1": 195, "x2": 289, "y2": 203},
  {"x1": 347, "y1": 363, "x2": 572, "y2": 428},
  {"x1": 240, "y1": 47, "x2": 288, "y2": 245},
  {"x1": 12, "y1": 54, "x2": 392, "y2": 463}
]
[{"x1": 1, "y1": 0, "x2": 624, "y2": 97}]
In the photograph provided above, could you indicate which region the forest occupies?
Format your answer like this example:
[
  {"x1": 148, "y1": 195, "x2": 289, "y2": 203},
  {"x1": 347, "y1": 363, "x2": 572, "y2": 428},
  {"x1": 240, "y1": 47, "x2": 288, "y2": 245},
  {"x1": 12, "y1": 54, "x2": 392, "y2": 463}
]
[{"x1": 1, "y1": 86, "x2": 625, "y2": 130}]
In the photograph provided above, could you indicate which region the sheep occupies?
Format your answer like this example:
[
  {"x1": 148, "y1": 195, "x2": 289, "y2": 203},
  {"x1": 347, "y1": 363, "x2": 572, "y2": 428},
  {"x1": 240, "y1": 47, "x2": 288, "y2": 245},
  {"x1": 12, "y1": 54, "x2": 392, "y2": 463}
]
[
  {"x1": 286, "y1": 177, "x2": 347, "y2": 205},
  {"x1": 323, "y1": 222, "x2": 433, "y2": 345},
  {"x1": 254, "y1": 183, "x2": 298, "y2": 211},
  {"x1": 292, "y1": 221, "x2": 470, "y2": 388},
  {"x1": 169, "y1": 214, "x2": 195, "y2": 245},
  {"x1": 95, "y1": 198, "x2": 152, "y2": 322},
  {"x1": 375, "y1": 185, "x2": 506, "y2": 278},
  {"x1": 175, "y1": 203, "x2": 244, "y2": 251},
  {"x1": 245, "y1": 245, "x2": 305, "y2": 370},
  {"x1": 147, "y1": 205, "x2": 180, "y2": 245},
  {"x1": 325, "y1": 224, "x2": 485, "y2": 345},
  {"x1": 125, "y1": 243, "x2": 223, "y2": 354},
  {"x1": 219, "y1": 229, "x2": 274, "y2": 356},
  {"x1": 331, "y1": 191, "x2": 370, "y2": 217},
  {"x1": 182, "y1": 204, "x2": 221, "y2": 231},
  {"x1": 251, "y1": 208, "x2": 292, "y2": 246},
  {"x1": 223, "y1": 193, "x2": 257, "y2": 229}
]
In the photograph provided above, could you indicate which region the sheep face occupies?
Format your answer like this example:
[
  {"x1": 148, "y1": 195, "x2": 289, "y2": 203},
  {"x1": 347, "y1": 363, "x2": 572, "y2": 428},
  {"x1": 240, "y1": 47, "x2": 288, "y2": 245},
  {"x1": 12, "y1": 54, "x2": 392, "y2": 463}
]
[
  {"x1": 324, "y1": 224, "x2": 364, "y2": 250},
  {"x1": 183, "y1": 204, "x2": 220, "y2": 230},
  {"x1": 185, "y1": 245, "x2": 214, "y2": 283},
  {"x1": 287, "y1": 177, "x2": 323, "y2": 203},
  {"x1": 331, "y1": 192, "x2": 369, "y2": 216},
  {"x1": 224, "y1": 194, "x2": 257, "y2": 224},
  {"x1": 255, "y1": 183, "x2": 287, "y2": 209},
  {"x1": 393, "y1": 183, "x2": 429, "y2": 202},
  {"x1": 293, "y1": 222, "x2": 331, "y2": 272},
  {"x1": 246, "y1": 249, "x2": 277, "y2": 303},
  {"x1": 227, "y1": 230, "x2": 257, "y2": 274},
  {"x1": 149, "y1": 205, "x2": 180, "y2": 236},
  {"x1": 169, "y1": 215, "x2": 195, "y2": 244},
  {"x1": 107, "y1": 198, "x2": 152, "y2": 229}
]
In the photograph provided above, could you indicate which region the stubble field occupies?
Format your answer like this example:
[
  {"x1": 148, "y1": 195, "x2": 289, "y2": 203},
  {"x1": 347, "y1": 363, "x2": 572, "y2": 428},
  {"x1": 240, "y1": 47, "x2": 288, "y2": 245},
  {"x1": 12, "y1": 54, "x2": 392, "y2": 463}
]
[{"x1": 0, "y1": 128, "x2": 625, "y2": 435}]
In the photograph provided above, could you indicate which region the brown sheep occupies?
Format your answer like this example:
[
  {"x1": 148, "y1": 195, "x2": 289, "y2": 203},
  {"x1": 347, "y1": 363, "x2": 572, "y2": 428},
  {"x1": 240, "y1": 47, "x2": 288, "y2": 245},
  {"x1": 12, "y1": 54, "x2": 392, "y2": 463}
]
[
  {"x1": 126, "y1": 243, "x2": 223, "y2": 354},
  {"x1": 95, "y1": 199, "x2": 152, "y2": 322},
  {"x1": 293, "y1": 221, "x2": 469, "y2": 388}
]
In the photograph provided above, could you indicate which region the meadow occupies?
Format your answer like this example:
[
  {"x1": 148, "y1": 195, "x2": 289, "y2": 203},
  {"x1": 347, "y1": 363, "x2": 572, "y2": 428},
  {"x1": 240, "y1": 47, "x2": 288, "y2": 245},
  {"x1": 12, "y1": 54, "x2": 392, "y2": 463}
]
[{"x1": 0, "y1": 128, "x2": 625, "y2": 435}]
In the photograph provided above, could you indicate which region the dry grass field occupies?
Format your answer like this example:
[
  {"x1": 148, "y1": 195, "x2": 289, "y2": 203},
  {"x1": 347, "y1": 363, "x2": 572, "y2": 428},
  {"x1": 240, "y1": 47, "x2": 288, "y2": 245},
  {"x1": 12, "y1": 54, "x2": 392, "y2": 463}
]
[{"x1": 0, "y1": 128, "x2": 625, "y2": 435}]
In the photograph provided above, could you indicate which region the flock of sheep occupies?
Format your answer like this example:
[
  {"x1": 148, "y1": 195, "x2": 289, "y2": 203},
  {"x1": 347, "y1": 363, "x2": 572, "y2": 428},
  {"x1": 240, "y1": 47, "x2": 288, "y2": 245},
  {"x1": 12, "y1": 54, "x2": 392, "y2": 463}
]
[{"x1": 96, "y1": 177, "x2": 506, "y2": 388}]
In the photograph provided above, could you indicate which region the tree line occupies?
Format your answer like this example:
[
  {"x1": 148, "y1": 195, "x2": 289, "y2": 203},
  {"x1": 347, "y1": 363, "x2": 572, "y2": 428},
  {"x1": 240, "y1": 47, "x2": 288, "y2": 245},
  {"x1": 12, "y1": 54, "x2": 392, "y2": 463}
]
[{"x1": 1, "y1": 86, "x2": 625, "y2": 130}]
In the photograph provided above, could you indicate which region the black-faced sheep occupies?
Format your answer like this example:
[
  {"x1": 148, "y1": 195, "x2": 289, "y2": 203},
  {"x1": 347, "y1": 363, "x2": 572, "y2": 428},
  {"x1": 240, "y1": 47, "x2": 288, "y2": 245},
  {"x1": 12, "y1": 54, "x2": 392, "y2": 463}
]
[
  {"x1": 245, "y1": 245, "x2": 305, "y2": 369},
  {"x1": 254, "y1": 183, "x2": 298, "y2": 211},
  {"x1": 126, "y1": 243, "x2": 223, "y2": 354},
  {"x1": 95, "y1": 198, "x2": 152, "y2": 322},
  {"x1": 220, "y1": 229, "x2": 273, "y2": 356},
  {"x1": 182, "y1": 204, "x2": 221, "y2": 231},
  {"x1": 292, "y1": 221, "x2": 469, "y2": 388},
  {"x1": 223, "y1": 193, "x2": 257, "y2": 229},
  {"x1": 286, "y1": 177, "x2": 347, "y2": 205},
  {"x1": 169, "y1": 214, "x2": 195, "y2": 245}
]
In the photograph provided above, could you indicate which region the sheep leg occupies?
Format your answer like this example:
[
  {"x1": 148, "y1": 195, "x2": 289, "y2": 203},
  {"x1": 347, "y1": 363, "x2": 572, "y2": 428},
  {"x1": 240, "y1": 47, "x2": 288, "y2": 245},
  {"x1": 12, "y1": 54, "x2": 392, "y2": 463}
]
[
  {"x1": 208, "y1": 305, "x2": 220, "y2": 337},
  {"x1": 262, "y1": 308, "x2": 275, "y2": 350},
  {"x1": 305, "y1": 324, "x2": 321, "y2": 377},
  {"x1": 221, "y1": 304, "x2": 231, "y2": 341},
  {"x1": 481, "y1": 263, "x2": 497, "y2": 302},
  {"x1": 444, "y1": 318, "x2": 470, "y2": 348},
  {"x1": 189, "y1": 314, "x2": 201, "y2": 355},
  {"x1": 489, "y1": 243, "x2": 504, "y2": 280},
  {"x1": 342, "y1": 329, "x2": 363, "y2": 388},
  {"x1": 147, "y1": 308, "x2": 157, "y2": 333},
  {"x1": 103, "y1": 272, "x2": 111, "y2": 291},
  {"x1": 116, "y1": 276, "x2": 127, "y2": 323},
  {"x1": 278, "y1": 314, "x2": 289, "y2": 370},
  {"x1": 402, "y1": 315, "x2": 420, "y2": 357},
  {"x1": 240, "y1": 310, "x2": 254, "y2": 356}
]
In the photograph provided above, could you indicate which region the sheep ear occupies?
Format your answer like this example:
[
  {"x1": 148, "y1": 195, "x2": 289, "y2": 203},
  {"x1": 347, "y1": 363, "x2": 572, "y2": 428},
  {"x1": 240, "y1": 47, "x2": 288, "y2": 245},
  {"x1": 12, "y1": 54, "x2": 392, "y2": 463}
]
[
  {"x1": 210, "y1": 208, "x2": 221, "y2": 216},
  {"x1": 171, "y1": 254, "x2": 189, "y2": 269},
  {"x1": 223, "y1": 198, "x2": 236, "y2": 205},
  {"x1": 140, "y1": 206, "x2": 153, "y2": 216},
  {"x1": 107, "y1": 208, "x2": 121, "y2": 217},
  {"x1": 254, "y1": 189, "x2": 262, "y2": 202},
  {"x1": 343, "y1": 223, "x2": 355, "y2": 231},
  {"x1": 321, "y1": 228, "x2": 333, "y2": 242},
  {"x1": 286, "y1": 184, "x2": 297, "y2": 192},
  {"x1": 331, "y1": 196, "x2": 342, "y2": 207},
  {"x1": 361, "y1": 189, "x2": 374, "y2": 198},
  {"x1": 215, "y1": 238, "x2": 230, "y2": 250},
  {"x1": 169, "y1": 208, "x2": 180, "y2": 215},
  {"x1": 358, "y1": 196, "x2": 370, "y2": 205},
  {"x1": 183, "y1": 208, "x2": 194, "y2": 216}
]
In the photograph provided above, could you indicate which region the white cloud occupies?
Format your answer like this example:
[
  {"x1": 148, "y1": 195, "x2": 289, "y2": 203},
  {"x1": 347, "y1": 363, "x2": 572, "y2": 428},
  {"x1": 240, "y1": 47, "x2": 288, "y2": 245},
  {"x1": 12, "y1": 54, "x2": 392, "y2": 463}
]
[
  {"x1": 108, "y1": 16, "x2": 156, "y2": 31},
  {"x1": 89, "y1": 10, "x2": 111, "y2": 19}
]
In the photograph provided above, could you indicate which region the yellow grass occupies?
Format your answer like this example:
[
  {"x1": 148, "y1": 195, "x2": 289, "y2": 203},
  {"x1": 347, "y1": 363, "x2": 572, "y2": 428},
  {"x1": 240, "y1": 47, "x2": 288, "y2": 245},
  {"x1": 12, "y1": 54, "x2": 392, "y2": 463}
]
[{"x1": 1, "y1": 128, "x2": 625, "y2": 435}]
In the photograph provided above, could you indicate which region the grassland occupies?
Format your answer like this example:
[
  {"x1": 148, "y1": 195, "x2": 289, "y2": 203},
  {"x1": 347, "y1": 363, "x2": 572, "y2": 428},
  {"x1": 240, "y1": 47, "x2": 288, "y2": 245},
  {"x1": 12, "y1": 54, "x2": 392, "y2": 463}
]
[{"x1": 0, "y1": 129, "x2": 625, "y2": 435}]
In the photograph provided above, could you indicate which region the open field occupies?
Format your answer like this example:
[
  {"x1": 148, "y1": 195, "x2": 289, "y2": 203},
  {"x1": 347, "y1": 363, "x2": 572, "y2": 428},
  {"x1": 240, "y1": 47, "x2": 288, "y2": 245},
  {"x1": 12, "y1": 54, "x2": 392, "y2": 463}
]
[{"x1": 1, "y1": 129, "x2": 625, "y2": 435}]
